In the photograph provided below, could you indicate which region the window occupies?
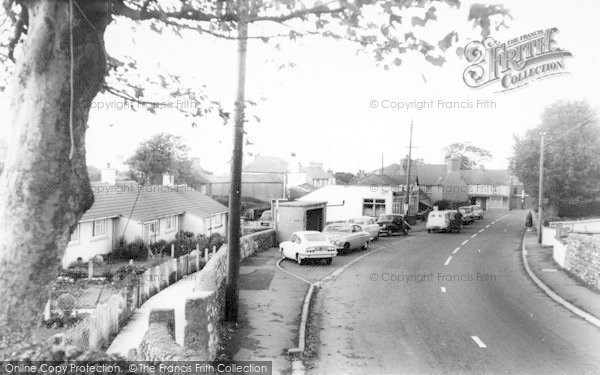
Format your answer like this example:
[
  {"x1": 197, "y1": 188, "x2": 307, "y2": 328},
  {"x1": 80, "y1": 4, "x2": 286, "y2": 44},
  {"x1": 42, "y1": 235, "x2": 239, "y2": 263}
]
[
  {"x1": 166, "y1": 215, "x2": 177, "y2": 231},
  {"x1": 69, "y1": 224, "x2": 80, "y2": 243},
  {"x1": 363, "y1": 199, "x2": 386, "y2": 217},
  {"x1": 92, "y1": 219, "x2": 107, "y2": 238},
  {"x1": 212, "y1": 214, "x2": 223, "y2": 228},
  {"x1": 513, "y1": 187, "x2": 518, "y2": 195}
]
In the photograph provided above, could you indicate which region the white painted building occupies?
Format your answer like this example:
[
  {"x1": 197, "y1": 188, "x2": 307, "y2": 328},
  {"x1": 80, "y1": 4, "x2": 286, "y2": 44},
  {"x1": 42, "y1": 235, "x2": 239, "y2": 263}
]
[
  {"x1": 298, "y1": 185, "x2": 396, "y2": 222},
  {"x1": 63, "y1": 183, "x2": 227, "y2": 267}
]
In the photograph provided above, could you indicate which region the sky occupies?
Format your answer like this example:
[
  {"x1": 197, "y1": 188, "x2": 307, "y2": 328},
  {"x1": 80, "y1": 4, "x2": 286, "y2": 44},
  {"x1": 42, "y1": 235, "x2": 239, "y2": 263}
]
[{"x1": 1, "y1": 0, "x2": 599, "y2": 175}]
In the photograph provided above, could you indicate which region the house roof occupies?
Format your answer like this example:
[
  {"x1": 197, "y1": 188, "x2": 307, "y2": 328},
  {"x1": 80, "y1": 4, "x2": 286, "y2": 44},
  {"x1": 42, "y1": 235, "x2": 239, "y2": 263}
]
[
  {"x1": 208, "y1": 173, "x2": 282, "y2": 184},
  {"x1": 243, "y1": 156, "x2": 288, "y2": 173},
  {"x1": 353, "y1": 174, "x2": 415, "y2": 186},
  {"x1": 301, "y1": 166, "x2": 333, "y2": 180},
  {"x1": 460, "y1": 169, "x2": 519, "y2": 186},
  {"x1": 80, "y1": 185, "x2": 227, "y2": 223}
]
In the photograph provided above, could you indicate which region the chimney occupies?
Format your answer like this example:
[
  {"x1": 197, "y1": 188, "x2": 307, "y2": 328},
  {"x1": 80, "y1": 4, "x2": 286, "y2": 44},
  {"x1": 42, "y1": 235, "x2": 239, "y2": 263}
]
[
  {"x1": 445, "y1": 157, "x2": 461, "y2": 173},
  {"x1": 100, "y1": 163, "x2": 116, "y2": 185},
  {"x1": 162, "y1": 173, "x2": 175, "y2": 186}
]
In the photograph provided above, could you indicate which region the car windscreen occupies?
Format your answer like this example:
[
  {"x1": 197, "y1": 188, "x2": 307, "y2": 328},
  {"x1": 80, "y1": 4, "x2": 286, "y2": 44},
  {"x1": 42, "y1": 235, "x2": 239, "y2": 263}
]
[
  {"x1": 304, "y1": 233, "x2": 327, "y2": 242},
  {"x1": 377, "y1": 215, "x2": 395, "y2": 222},
  {"x1": 324, "y1": 225, "x2": 351, "y2": 232}
]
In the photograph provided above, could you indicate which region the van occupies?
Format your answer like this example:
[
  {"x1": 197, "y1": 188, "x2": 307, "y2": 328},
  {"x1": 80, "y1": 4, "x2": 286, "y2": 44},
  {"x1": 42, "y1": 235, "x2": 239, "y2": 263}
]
[{"x1": 426, "y1": 210, "x2": 462, "y2": 233}]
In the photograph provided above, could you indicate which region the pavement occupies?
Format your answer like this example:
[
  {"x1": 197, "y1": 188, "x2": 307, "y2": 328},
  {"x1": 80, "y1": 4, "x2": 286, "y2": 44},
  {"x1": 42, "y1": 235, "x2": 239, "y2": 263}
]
[
  {"x1": 522, "y1": 229, "x2": 600, "y2": 325},
  {"x1": 106, "y1": 272, "x2": 198, "y2": 356},
  {"x1": 228, "y1": 248, "x2": 309, "y2": 374},
  {"x1": 305, "y1": 211, "x2": 600, "y2": 374}
]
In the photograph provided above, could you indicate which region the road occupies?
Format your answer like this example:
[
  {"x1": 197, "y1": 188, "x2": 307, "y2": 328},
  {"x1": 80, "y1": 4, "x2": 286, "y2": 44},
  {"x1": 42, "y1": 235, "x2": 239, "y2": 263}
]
[{"x1": 281, "y1": 211, "x2": 600, "y2": 374}]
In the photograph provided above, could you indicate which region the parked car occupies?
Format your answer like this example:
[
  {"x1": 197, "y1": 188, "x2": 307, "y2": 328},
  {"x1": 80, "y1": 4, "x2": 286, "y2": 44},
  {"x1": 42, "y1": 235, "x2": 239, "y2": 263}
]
[
  {"x1": 259, "y1": 210, "x2": 272, "y2": 226},
  {"x1": 376, "y1": 214, "x2": 411, "y2": 236},
  {"x1": 323, "y1": 223, "x2": 371, "y2": 253},
  {"x1": 471, "y1": 205, "x2": 484, "y2": 220},
  {"x1": 458, "y1": 206, "x2": 475, "y2": 224},
  {"x1": 426, "y1": 210, "x2": 462, "y2": 233},
  {"x1": 280, "y1": 231, "x2": 337, "y2": 265},
  {"x1": 347, "y1": 216, "x2": 380, "y2": 240}
]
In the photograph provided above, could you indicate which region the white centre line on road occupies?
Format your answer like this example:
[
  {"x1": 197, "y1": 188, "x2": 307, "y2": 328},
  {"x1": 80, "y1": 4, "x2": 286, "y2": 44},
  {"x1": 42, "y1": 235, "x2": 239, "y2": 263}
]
[
  {"x1": 471, "y1": 234, "x2": 477, "y2": 238},
  {"x1": 471, "y1": 336, "x2": 487, "y2": 348},
  {"x1": 444, "y1": 256, "x2": 452, "y2": 266},
  {"x1": 452, "y1": 247, "x2": 460, "y2": 254},
  {"x1": 461, "y1": 240, "x2": 469, "y2": 245},
  {"x1": 485, "y1": 225, "x2": 490, "y2": 228},
  {"x1": 441, "y1": 287, "x2": 447, "y2": 293},
  {"x1": 478, "y1": 229, "x2": 484, "y2": 233}
]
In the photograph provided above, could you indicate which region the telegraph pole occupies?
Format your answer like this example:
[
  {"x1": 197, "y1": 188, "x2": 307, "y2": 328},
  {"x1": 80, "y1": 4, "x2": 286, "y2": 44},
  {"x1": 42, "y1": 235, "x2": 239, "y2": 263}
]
[
  {"x1": 405, "y1": 120, "x2": 414, "y2": 215},
  {"x1": 537, "y1": 132, "x2": 545, "y2": 244},
  {"x1": 225, "y1": 0, "x2": 248, "y2": 321}
]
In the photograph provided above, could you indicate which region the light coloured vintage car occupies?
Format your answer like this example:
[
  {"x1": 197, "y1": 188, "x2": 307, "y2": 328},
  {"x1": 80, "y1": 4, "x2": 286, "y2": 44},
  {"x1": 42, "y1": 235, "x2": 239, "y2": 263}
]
[
  {"x1": 323, "y1": 223, "x2": 371, "y2": 254},
  {"x1": 280, "y1": 231, "x2": 337, "y2": 265},
  {"x1": 347, "y1": 216, "x2": 380, "y2": 240}
]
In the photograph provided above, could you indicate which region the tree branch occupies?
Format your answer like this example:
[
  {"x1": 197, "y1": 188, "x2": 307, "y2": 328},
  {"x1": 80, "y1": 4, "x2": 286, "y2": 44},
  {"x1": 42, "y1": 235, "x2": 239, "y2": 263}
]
[
  {"x1": 111, "y1": 0, "x2": 236, "y2": 22},
  {"x1": 250, "y1": 4, "x2": 347, "y2": 23}
]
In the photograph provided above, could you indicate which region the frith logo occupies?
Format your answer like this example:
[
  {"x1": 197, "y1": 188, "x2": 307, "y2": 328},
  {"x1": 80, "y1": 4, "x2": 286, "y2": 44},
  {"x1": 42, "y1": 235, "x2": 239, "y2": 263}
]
[{"x1": 463, "y1": 28, "x2": 572, "y2": 92}]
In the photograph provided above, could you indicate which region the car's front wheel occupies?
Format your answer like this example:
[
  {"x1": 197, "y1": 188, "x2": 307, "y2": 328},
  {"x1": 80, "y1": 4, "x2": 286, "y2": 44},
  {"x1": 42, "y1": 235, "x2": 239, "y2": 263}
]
[{"x1": 296, "y1": 254, "x2": 303, "y2": 265}]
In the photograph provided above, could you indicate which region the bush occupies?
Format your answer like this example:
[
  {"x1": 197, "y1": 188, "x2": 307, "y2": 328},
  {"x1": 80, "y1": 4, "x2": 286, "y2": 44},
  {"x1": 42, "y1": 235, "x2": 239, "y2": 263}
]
[
  {"x1": 58, "y1": 267, "x2": 87, "y2": 282},
  {"x1": 209, "y1": 233, "x2": 224, "y2": 251},
  {"x1": 149, "y1": 239, "x2": 169, "y2": 257},
  {"x1": 112, "y1": 239, "x2": 148, "y2": 260},
  {"x1": 113, "y1": 264, "x2": 148, "y2": 281}
]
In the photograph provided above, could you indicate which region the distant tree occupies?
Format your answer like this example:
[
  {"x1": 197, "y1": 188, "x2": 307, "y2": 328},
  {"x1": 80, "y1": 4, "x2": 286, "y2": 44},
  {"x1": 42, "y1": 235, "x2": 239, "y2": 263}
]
[
  {"x1": 510, "y1": 101, "x2": 600, "y2": 216},
  {"x1": 334, "y1": 172, "x2": 356, "y2": 185},
  {"x1": 126, "y1": 133, "x2": 191, "y2": 185},
  {"x1": 87, "y1": 165, "x2": 101, "y2": 182},
  {"x1": 444, "y1": 143, "x2": 492, "y2": 170}
]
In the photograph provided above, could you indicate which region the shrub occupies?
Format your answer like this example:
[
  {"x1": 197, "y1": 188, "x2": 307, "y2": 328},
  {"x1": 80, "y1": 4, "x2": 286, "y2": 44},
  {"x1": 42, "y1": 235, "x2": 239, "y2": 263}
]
[
  {"x1": 58, "y1": 267, "x2": 87, "y2": 282},
  {"x1": 112, "y1": 239, "x2": 147, "y2": 260},
  {"x1": 113, "y1": 264, "x2": 148, "y2": 281},
  {"x1": 209, "y1": 233, "x2": 224, "y2": 251},
  {"x1": 149, "y1": 239, "x2": 168, "y2": 257}
]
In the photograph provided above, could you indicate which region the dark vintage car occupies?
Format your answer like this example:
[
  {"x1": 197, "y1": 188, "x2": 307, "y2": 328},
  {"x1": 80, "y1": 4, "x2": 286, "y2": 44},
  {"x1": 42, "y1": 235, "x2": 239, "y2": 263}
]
[{"x1": 377, "y1": 214, "x2": 411, "y2": 236}]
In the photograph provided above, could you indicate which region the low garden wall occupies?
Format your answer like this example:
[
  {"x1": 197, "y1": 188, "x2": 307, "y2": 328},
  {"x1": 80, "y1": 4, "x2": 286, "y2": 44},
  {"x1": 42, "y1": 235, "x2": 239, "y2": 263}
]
[
  {"x1": 136, "y1": 229, "x2": 276, "y2": 360},
  {"x1": 563, "y1": 234, "x2": 600, "y2": 290}
]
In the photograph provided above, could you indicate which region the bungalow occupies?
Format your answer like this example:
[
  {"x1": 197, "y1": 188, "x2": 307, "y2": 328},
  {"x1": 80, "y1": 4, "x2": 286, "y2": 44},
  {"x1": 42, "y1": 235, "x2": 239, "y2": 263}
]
[{"x1": 63, "y1": 184, "x2": 228, "y2": 267}]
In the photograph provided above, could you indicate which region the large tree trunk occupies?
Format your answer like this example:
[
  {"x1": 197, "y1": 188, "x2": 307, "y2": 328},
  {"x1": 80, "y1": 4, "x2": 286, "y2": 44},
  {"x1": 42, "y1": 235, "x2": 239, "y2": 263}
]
[{"x1": 0, "y1": 0, "x2": 109, "y2": 346}]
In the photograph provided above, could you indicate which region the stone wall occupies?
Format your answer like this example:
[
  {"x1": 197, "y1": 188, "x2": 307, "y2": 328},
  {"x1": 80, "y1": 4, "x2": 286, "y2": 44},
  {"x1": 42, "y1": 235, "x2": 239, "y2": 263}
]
[
  {"x1": 137, "y1": 229, "x2": 276, "y2": 360},
  {"x1": 564, "y1": 234, "x2": 600, "y2": 290},
  {"x1": 138, "y1": 309, "x2": 203, "y2": 361}
]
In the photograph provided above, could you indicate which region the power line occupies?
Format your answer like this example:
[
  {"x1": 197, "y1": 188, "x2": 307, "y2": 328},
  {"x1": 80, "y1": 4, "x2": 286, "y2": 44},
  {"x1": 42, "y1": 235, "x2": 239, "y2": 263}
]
[{"x1": 544, "y1": 115, "x2": 597, "y2": 147}]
